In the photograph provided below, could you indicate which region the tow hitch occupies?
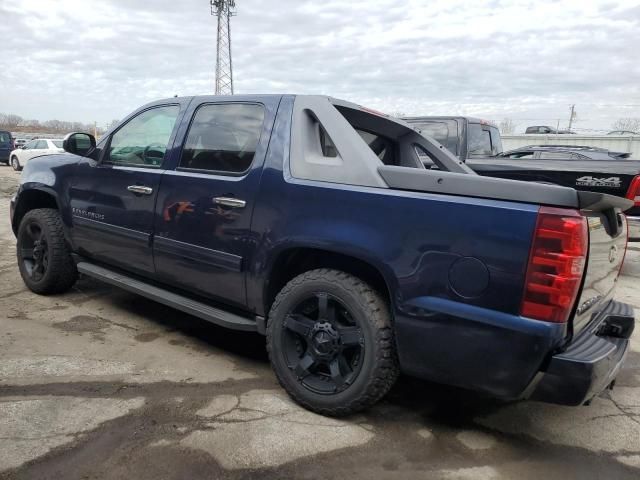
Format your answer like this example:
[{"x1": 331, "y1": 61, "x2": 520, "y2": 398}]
[{"x1": 597, "y1": 315, "x2": 634, "y2": 339}]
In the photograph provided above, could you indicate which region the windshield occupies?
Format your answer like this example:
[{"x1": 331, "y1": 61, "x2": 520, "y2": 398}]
[{"x1": 467, "y1": 124, "x2": 503, "y2": 156}]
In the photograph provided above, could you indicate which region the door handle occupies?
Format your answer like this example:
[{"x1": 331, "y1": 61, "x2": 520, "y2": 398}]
[
  {"x1": 127, "y1": 185, "x2": 153, "y2": 195},
  {"x1": 213, "y1": 197, "x2": 246, "y2": 208}
]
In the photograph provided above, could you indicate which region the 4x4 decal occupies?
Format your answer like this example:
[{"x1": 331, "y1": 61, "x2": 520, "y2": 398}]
[{"x1": 576, "y1": 176, "x2": 622, "y2": 188}]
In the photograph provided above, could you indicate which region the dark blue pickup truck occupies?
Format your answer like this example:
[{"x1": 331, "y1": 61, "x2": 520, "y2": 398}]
[{"x1": 9, "y1": 95, "x2": 635, "y2": 415}]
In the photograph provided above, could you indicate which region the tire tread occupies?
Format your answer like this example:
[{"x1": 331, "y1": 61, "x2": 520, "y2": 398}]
[
  {"x1": 17, "y1": 208, "x2": 77, "y2": 294},
  {"x1": 266, "y1": 268, "x2": 399, "y2": 416}
]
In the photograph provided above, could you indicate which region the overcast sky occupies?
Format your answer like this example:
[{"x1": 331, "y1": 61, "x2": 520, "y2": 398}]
[{"x1": 1, "y1": 0, "x2": 639, "y2": 132}]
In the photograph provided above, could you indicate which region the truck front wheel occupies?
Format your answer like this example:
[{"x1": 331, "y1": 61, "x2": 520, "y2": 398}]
[
  {"x1": 267, "y1": 269, "x2": 399, "y2": 416},
  {"x1": 16, "y1": 208, "x2": 78, "y2": 294}
]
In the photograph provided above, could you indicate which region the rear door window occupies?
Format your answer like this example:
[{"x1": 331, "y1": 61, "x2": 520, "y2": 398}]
[
  {"x1": 179, "y1": 103, "x2": 265, "y2": 174},
  {"x1": 0, "y1": 132, "x2": 11, "y2": 144}
]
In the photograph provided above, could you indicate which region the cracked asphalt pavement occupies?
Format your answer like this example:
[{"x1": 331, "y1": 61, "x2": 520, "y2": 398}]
[{"x1": 0, "y1": 167, "x2": 639, "y2": 479}]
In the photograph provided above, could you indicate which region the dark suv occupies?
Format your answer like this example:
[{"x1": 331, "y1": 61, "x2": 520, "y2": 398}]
[{"x1": 0, "y1": 130, "x2": 14, "y2": 165}]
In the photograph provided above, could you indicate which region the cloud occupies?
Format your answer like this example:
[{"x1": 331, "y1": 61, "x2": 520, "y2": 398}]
[{"x1": 0, "y1": 0, "x2": 638, "y2": 132}]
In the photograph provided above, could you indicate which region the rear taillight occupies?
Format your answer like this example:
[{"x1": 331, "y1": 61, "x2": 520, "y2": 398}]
[
  {"x1": 625, "y1": 175, "x2": 640, "y2": 206},
  {"x1": 521, "y1": 207, "x2": 588, "y2": 323}
]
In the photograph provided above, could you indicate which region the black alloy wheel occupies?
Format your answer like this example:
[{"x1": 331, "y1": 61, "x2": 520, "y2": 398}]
[
  {"x1": 281, "y1": 291, "x2": 364, "y2": 395},
  {"x1": 19, "y1": 221, "x2": 49, "y2": 282},
  {"x1": 16, "y1": 208, "x2": 78, "y2": 294},
  {"x1": 267, "y1": 269, "x2": 399, "y2": 416}
]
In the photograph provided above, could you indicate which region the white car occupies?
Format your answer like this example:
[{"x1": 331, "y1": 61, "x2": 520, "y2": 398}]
[{"x1": 10, "y1": 139, "x2": 64, "y2": 171}]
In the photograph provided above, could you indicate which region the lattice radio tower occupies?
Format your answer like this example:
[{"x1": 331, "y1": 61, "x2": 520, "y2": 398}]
[{"x1": 211, "y1": 0, "x2": 236, "y2": 95}]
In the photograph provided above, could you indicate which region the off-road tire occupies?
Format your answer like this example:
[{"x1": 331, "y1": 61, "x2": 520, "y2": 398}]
[
  {"x1": 17, "y1": 208, "x2": 78, "y2": 294},
  {"x1": 267, "y1": 269, "x2": 399, "y2": 416}
]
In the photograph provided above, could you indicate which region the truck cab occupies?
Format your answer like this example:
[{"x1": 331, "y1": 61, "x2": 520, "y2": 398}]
[{"x1": 403, "y1": 116, "x2": 503, "y2": 160}]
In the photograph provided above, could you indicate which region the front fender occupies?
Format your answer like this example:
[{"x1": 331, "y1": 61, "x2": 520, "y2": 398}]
[{"x1": 11, "y1": 154, "x2": 79, "y2": 236}]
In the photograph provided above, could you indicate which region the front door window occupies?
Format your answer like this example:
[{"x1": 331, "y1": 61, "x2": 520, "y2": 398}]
[{"x1": 106, "y1": 105, "x2": 180, "y2": 167}]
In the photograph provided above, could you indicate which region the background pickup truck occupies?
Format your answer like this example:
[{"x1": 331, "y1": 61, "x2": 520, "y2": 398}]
[
  {"x1": 405, "y1": 116, "x2": 640, "y2": 241},
  {"x1": 10, "y1": 95, "x2": 635, "y2": 415},
  {"x1": 402, "y1": 115, "x2": 504, "y2": 159}
]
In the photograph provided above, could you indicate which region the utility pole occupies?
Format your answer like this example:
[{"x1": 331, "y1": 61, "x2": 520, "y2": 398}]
[
  {"x1": 568, "y1": 104, "x2": 576, "y2": 132},
  {"x1": 211, "y1": 1, "x2": 236, "y2": 95}
]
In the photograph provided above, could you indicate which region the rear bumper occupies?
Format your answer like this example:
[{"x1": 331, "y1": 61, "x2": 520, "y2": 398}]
[
  {"x1": 395, "y1": 296, "x2": 634, "y2": 405},
  {"x1": 627, "y1": 215, "x2": 640, "y2": 241},
  {"x1": 395, "y1": 296, "x2": 566, "y2": 399},
  {"x1": 529, "y1": 300, "x2": 635, "y2": 405}
]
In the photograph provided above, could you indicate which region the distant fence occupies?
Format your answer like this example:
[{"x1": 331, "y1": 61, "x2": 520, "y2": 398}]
[{"x1": 501, "y1": 135, "x2": 640, "y2": 159}]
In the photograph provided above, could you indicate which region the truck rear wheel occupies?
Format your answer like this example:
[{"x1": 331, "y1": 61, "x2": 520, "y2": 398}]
[
  {"x1": 267, "y1": 269, "x2": 399, "y2": 416},
  {"x1": 16, "y1": 208, "x2": 78, "y2": 294}
]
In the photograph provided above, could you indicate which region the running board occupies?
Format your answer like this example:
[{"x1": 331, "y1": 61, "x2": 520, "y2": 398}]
[{"x1": 76, "y1": 262, "x2": 258, "y2": 332}]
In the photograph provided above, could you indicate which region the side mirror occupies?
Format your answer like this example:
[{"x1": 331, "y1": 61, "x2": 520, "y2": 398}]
[{"x1": 62, "y1": 132, "x2": 96, "y2": 157}]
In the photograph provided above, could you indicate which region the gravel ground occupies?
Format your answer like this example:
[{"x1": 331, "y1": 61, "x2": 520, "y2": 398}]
[{"x1": 0, "y1": 165, "x2": 639, "y2": 479}]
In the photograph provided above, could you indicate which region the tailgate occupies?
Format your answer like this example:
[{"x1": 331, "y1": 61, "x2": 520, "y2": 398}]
[
  {"x1": 572, "y1": 192, "x2": 630, "y2": 334},
  {"x1": 468, "y1": 159, "x2": 637, "y2": 200}
]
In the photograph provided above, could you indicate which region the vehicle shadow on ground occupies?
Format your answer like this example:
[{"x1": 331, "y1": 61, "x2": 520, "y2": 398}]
[{"x1": 96, "y1": 277, "x2": 507, "y2": 425}]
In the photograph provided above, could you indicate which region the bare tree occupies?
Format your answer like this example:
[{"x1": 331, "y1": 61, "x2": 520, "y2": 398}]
[
  {"x1": 23, "y1": 119, "x2": 41, "y2": 128},
  {"x1": 0, "y1": 113, "x2": 113, "y2": 136},
  {"x1": 4, "y1": 114, "x2": 23, "y2": 128},
  {"x1": 499, "y1": 118, "x2": 517, "y2": 135},
  {"x1": 612, "y1": 118, "x2": 640, "y2": 132}
]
